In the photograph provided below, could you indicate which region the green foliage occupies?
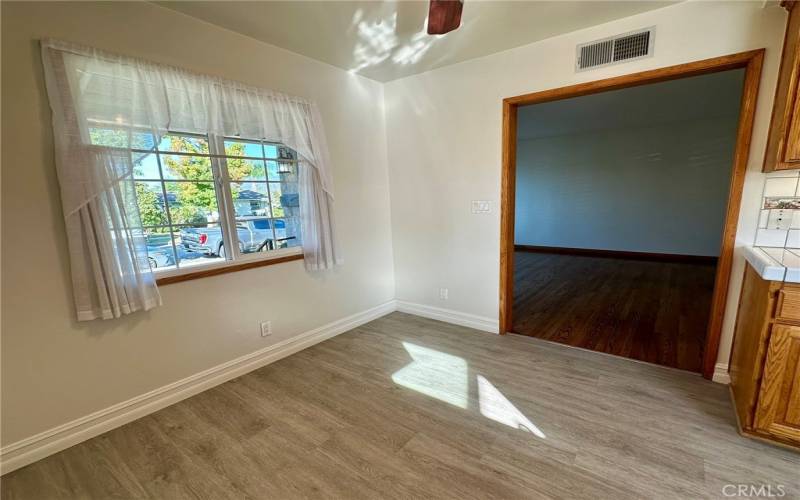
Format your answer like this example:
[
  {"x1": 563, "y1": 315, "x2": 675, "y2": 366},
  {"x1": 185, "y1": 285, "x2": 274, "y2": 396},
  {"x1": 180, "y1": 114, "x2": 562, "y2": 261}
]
[
  {"x1": 89, "y1": 127, "x2": 154, "y2": 150},
  {"x1": 160, "y1": 136, "x2": 254, "y2": 225},
  {"x1": 134, "y1": 182, "x2": 167, "y2": 228}
]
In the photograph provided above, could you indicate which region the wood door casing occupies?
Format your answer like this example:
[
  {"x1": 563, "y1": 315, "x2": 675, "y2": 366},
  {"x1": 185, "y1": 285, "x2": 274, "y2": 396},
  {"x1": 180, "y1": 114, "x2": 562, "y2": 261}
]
[
  {"x1": 754, "y1": 323, "x2": 800, "y2": 444},
  {"x1": 500, "y1": 50, "x2": 765, "y2": 380}
]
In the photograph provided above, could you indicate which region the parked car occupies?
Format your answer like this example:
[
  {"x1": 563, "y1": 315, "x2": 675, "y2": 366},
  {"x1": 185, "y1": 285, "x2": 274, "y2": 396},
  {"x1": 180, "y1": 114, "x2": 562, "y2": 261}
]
[
  {"x1": 145, "y1": 233, "x2": 203, "y2": 269},
  {"x1": 180, "y1": 218, "x2": 293, "y2": 257},
  {"x1": 145, "y1": 233, "x2": 174, "y2": 269}
]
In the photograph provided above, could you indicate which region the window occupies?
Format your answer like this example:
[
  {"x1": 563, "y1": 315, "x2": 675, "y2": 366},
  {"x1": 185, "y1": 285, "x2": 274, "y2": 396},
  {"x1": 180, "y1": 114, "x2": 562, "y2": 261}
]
[{"x1": 90, "y1": 127, "x2": 302, "y2": 275}]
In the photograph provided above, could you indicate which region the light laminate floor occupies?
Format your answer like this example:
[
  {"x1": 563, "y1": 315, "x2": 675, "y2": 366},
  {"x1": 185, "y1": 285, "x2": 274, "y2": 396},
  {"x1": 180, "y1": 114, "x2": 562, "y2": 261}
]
[{"x1": 2, "y1": 312, "x2": 799, "y2": 499}]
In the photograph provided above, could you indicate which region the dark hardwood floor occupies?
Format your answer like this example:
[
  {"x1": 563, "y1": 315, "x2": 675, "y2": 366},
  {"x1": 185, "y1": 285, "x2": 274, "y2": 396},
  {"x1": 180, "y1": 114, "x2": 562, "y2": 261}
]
[{"x1": 512, "y1": 251, "x2": 717, "y2": 372}]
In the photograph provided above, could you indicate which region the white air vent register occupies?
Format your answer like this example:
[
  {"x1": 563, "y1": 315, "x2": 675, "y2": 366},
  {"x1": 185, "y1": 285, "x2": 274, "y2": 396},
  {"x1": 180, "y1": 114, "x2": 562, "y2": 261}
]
[{"x1": 576, "y1": 27, "x2": 655, "y2": 72}]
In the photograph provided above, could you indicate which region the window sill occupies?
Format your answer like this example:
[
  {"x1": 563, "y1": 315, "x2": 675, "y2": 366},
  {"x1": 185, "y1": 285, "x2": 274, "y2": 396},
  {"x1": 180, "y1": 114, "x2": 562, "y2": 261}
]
[{"x1": 155, "y1": 251, "x2": 303, "y2": 286}]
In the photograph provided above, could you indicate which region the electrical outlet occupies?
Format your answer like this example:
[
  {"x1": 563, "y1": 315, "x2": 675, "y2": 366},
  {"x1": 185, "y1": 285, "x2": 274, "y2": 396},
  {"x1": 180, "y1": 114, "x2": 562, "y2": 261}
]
[
  {"x1": 439, "y1": 287, "x2": 449, "y2": 300},
  {"x1": 260, "y1": 321, "x2": 272, "y2": 337}
]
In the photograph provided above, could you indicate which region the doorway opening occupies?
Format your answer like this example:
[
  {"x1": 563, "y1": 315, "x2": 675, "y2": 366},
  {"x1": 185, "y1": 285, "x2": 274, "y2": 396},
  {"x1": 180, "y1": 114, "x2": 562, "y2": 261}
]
[{"x1": 499, "y1": 51, "x2": 764, "y2": 379}]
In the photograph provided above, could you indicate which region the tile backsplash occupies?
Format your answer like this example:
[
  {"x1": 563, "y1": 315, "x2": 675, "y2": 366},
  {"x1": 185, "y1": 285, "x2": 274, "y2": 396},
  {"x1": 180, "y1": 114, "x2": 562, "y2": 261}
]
[{"x1": 755, "y1": 170, "x2": 800, "y2": 249}]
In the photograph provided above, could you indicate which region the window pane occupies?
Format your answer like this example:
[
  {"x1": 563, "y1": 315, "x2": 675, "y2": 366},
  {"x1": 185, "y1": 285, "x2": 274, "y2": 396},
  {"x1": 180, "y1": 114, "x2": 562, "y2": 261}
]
[
  {"x1": 134, "y1": 181, "x2": 169, "y2": 226},
  {"x1": 143, "y1": 228, "x2": 177, "y2": 271},
  {"x1": 132, "y1": 131, "x2": 157, "y2": 151},
  {"x1": 224, "y1": 139, "x2": 263, "y2": 158},
  {"x1": 266, "y1": 160, "x2": 297, "y2": 181},
  {"x1": 231, "y1": 182, "x2": 272, "y2": 218},
  {"x1": 274, "y1": 217, "x2": 302, "y2": 249},
  {"x1": 268, "y1": 183, "x2": 286, "y2": 217},
  {"x1": 268, "y1": 182, "x2": 299, "y2": 218},
  {"x1": 89, "y1": 127, "x2": 155, "y2": 149},
  {"x1": 160, "y1": 154, "x2": 213, "y2": 181},
  {"x1": 227, "y1": 158, "x2": 267, "y2": 182},
  {"x1": 158, "y1": 134, "x2": 209, "y2": 154},
  {"x1": 165, "y1": 181, "x2": 219, "y2": 225},
  {"x1": 132, "y1": 153, "x2": 160, "y2": 180},
  {"x1": 132, "y1": 137, "x2": 300, "y2": 272},
  {"x1": 176, "y1": 224, "x2": 228, "y2": 265},
  {"x1": 234, "y1": 217, "x2": 275, "y2": 254},
  {"x1": 263, "y1": 143, "x2": 279, "y2": 159},
  {"x1": 89, "y1": 128, "x2": 119, "y2": 146}
]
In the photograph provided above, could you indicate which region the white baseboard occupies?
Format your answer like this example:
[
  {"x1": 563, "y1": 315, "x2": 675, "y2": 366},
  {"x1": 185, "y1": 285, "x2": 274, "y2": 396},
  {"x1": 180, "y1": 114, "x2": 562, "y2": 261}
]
[
  {"x1": 395, "y1": 300, "x2": 499, "y2": 333},
  {"x1": 712, "y1": 362, "x2": 730, "y2": 384},
  {"x1": 0, "y1": 300, "x2": 397, "y2": 476}
]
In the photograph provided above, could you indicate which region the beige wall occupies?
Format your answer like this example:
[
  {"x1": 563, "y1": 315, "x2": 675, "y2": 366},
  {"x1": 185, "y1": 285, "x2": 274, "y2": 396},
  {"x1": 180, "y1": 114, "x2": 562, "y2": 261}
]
[
  {"x1": 383, "y1": 1, "x2": 787, "y2": 369},
  {"x1": 0, "y1": 1, "x2": 395, "y2": 446}
]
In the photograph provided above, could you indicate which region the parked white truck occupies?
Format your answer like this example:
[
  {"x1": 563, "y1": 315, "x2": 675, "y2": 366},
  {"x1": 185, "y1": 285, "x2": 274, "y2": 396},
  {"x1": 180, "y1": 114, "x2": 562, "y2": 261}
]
[{"x1": 180, "y1": 217, "x2": 293, "y2": 257}]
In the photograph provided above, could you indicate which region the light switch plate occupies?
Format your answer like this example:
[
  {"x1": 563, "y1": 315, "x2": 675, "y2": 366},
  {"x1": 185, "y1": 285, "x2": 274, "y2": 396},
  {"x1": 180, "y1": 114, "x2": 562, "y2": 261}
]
[{"x1": 471, "y1": 200, "x2": 491, "y2": 214}]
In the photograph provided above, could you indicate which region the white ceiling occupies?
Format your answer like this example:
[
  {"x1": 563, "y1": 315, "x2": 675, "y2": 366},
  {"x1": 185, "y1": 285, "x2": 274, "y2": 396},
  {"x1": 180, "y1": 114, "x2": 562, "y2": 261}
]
[
  {"x1": 517, "y1": 68, "x2": 746, "y2": 140},
  {"x1": 157, "y1": 1, "x2": 677, "y2": 82}
]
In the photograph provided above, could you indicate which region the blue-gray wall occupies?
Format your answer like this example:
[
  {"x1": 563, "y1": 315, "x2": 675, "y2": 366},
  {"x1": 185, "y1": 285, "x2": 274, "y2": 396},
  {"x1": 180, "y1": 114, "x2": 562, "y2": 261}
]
[{"x1": 514, "y1": 69, "x2": 744, "y2": 257}]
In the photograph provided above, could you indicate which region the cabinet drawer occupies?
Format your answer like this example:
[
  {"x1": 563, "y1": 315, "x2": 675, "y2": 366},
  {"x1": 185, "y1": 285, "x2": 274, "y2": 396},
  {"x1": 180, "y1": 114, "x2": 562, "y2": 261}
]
[{"x1": 776, "y1": 288, "x2": 800, "y2": 323}]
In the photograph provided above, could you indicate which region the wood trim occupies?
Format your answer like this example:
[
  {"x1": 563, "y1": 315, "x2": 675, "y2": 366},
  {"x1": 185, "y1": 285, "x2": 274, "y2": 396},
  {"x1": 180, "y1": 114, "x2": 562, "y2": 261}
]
[
  {"x1": 702, "y1": 50, "x2": 764, "y2": 380},
  {"x1": 499, "y1": 50, "x2": 765, "y2": 381},
  {"x1": 499, "y1": 101, "x2": 517, "y2": 335},
  {"x1": 504, "y1": 50, "x2": 763, "y2": 107},
  {"x1": 514, "y1": 245, "x2": 719, "y2": 265},
  {"x1": 156, "y1": 253, "x2": 303, "y2": 285}
]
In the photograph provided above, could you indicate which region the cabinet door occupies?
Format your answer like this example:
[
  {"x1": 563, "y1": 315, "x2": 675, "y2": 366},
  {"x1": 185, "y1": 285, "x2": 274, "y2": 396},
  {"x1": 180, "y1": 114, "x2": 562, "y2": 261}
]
[
  {"x1": 764, "y1": 3, "x2": 800, "y2": 170},
  {"x1": 786, "y1": 90, "x2": 800, "y2": 162},
  {"x1": 754, "y1": 324, "x2": 800, "y2": 444}
]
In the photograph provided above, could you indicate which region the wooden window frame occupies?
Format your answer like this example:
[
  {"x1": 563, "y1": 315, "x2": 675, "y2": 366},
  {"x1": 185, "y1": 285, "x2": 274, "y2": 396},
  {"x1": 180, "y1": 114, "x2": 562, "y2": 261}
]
[
  {"x1": 499, "y1": 50, "x2": 765, "y2": 380},
  {"x1": 156, "y1": 252, "x2": 303, "y2": 285}
]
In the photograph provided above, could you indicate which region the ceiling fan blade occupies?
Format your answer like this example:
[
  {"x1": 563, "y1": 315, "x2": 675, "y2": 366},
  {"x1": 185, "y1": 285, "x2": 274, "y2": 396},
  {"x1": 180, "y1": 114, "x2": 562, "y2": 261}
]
[{"x1": 427, "y1": 0, "x2": 463, "y2": 35}]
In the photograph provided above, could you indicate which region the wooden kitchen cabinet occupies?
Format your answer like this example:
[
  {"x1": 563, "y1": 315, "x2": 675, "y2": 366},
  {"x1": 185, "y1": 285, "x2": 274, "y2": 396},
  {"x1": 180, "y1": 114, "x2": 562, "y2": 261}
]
[
  {"x1": 729, "y1": 264, "x2": 800, "y2": 450},
  {"x1": 764, "y1": 1, "x2": 800, "y2": 171},
  {"x1": 754, "y1": 323, "x2": 800, "y2": 442}
]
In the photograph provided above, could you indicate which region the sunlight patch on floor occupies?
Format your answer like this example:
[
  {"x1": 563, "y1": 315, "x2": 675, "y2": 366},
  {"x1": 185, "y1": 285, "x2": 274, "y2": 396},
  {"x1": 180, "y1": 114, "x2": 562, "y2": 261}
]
[
  {"x1": 391, "y1": 342, "x2": 547, "y2": 439},
  {"x1": 477, "y1": 375, "x2": 546, "y2": 438},
  {"x1": 391, "y1": 342, "x2": 468, "y2": 408}
]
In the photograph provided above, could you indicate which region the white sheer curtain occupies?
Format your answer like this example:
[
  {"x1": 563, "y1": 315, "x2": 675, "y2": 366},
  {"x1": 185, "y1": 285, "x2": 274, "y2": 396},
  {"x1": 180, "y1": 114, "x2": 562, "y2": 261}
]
[{"x1": 40, "y1": 39, "x2": 341, "y2": 321}]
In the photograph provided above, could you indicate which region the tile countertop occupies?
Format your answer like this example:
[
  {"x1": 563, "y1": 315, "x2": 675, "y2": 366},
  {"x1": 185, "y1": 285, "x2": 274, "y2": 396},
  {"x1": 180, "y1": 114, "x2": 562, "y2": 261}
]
[{"x1": 743, "y1": 246, "x2": 800, "y2": 283}]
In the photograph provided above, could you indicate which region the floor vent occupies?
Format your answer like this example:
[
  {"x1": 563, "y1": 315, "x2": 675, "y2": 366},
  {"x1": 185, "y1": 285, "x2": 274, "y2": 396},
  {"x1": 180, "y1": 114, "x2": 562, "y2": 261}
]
[{"x1": 576, "y1": 27, "x2": 655, "y2": 72}]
